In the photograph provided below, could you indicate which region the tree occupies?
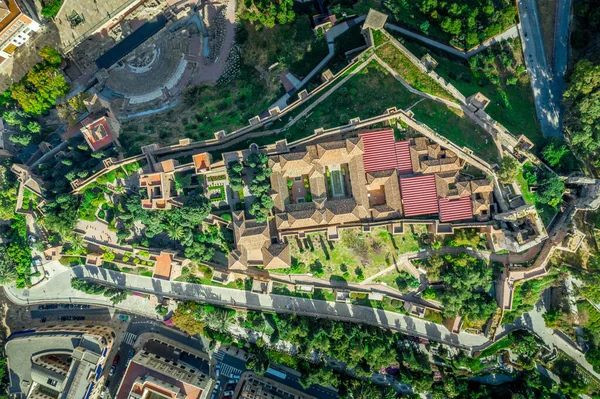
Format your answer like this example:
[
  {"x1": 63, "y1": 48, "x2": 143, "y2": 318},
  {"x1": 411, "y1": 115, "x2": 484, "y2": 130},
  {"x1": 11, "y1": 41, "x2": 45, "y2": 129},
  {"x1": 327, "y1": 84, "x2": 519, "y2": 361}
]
[
  {"x1": 497, "y1": 156, "x2": 520, "y2": 184},
  {"x1": 301, "y1": 367, "x2": 340, "y2": 389},
  {"x1": 542, "y1": 140, "x2": 570, "y2": 168},
  {"x1": 0, "y1": 165, "x2": 18, "y2": 220},
  {"x1": 39, "y1": 46, "x2": 62, "y2": 66},
  {"x1": 41, "y1": 0, "x2": 63, "y2": 18},
  {"x1": 240, "y1": 0, "x2": 295, "y2": 29},
  {"x1": 155, "y1": 304, "x2": 169, "y2": 317},
  {"x1": 0, "y1": 248, "x2": 18, "y2": 285},
  {"x1": 8, "y1": 132, "x2": 32, "y2": 146},
  {"x1": 563, "y1": 59, "x2": 600, "y2": 159},
  {"x1": 535, "y1": 171, "x2": 565, "y2": 208},
  {"x1": 246, "y1": 351, "x2": 270, "y2": 374},
  {"x1": 11, "y1": 65, "x2": 69, "y2": 115},
  {"x1": 184, "y1": 242, "x2": 214, "y2": 263}
]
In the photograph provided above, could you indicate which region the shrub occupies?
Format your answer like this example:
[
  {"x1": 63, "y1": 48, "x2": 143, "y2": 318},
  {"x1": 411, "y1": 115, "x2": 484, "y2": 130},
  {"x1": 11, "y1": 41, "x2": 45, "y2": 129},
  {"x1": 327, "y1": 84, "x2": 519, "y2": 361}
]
[{"x1": 41, "y1": 0, "x2": 63, "y2": 19}]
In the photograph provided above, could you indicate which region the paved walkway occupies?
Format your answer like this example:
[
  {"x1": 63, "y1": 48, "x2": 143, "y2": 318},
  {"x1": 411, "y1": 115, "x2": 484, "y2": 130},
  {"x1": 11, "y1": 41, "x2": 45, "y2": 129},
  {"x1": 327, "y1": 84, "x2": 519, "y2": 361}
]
[
  {"x1": 4, "y1": 263, "x2": 490, "y2": 350},
  {"x1": 384, "y1": 24, "x2": 519, "y2": 59},
  {"x1": 192, "y1": 0, "x2": 237, "y2": 85},
  {"x1": 496, "y1": 294, "x2": 600, "y2": 381}
]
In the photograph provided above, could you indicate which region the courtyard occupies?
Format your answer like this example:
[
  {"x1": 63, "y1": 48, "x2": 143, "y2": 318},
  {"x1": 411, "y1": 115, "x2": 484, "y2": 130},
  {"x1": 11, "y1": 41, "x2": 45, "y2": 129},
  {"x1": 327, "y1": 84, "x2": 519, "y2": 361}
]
[{"x1": 278, "y1": 225, "x2": 428, "y2": 283}]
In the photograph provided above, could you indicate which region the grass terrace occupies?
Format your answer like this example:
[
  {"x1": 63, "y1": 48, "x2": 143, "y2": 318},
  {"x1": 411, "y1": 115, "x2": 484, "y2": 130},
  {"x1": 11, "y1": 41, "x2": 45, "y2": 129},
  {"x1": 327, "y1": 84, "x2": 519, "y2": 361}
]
[
  {"x1": 373, "y1": 268, "x2": 421, "y2": 293},
  {"x1": 393, "y1": 32, "x2": 543, "y2": 148},
  {"x1": 375, "y1": 41, "x2": 457, "y2": 102},
  {"x1": 276, "y1": 225, "x2": 427, "y2": 283},
  {"x1": 515, "y1": 163, "x2": 558, "y2": 226},
  {"x1": 503, "y1": 270, "x2": 560, "y2": 323},
  {"x1": 282, "y1": 61, "x2": 422, "y2": 142},
  {"x1": 410, "y1": 100, "x2": 499, "y2": 163}
]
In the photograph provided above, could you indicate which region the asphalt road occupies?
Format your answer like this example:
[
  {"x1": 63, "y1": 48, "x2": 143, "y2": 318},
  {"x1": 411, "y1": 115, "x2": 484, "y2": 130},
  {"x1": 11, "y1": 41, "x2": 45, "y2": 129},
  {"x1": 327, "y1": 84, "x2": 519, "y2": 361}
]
[
  {"x1": 30, "y1": 306, "x2": 111, "y2": 321},
  {"x1": 5, "y1": 265, "x2": 490, "y2": 349},
  {"x1": 518, "y1": 0, "x2": 563, "y2": 138}
]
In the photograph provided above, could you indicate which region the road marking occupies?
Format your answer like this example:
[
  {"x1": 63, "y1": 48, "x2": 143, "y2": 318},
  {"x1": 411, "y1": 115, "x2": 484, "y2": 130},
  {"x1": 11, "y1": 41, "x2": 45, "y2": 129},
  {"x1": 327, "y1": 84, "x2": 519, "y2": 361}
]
[
  {"x1": 124, "y1": 332, "x2": 137, "y2": 345},
  {"x1": 213, "y1": 351, "x2": 225, "y2": 362},
  {"x1": 219, "y1": 364, "x2": 242, "y2": 378}
]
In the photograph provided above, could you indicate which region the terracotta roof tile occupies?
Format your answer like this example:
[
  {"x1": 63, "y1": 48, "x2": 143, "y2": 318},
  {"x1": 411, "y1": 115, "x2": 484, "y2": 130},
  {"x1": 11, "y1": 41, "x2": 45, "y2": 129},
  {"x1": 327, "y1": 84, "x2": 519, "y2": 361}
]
[{"x1": 400, "y1": 175, "x2": 439, "y2": 217}]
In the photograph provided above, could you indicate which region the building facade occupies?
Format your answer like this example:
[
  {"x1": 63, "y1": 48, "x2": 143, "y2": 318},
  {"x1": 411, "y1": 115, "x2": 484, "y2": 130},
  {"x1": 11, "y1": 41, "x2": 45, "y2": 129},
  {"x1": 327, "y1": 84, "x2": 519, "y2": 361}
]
[{"x1": 0, "y1": 0, "x2": 40, "y2": 63}]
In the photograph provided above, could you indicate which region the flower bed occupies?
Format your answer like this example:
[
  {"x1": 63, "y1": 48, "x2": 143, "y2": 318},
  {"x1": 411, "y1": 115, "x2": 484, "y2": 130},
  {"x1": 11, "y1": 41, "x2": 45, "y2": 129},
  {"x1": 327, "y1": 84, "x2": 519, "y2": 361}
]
[
  {"x1": 208, "y1": 185, "x2": 226, "y2": 202},
  {"x1": 207, "y1": 174, "x2": 227, "y2": 182}
]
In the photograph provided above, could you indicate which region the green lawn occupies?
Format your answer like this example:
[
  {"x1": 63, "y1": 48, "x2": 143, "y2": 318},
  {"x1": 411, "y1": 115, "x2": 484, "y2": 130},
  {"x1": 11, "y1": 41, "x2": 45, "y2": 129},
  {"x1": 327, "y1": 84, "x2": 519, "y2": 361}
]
[
  {"x1": 279, "y1": 226, "x2": 426, "y2": 283},
  {"x1": 515, "y1": 164, "x2": 558, "y2": 226},
  {"x1": 410, "y1": 100, "x2": 500, "y2": 163},
  {"x1": 373, "y1": 268, "x2": 420, "y2": 293},
  {"x1": 393, "y1": 32, "x2": 544, "y2": 148},
  {"x1": 503, "y1": 271, "x2": 559, "y2": 323},
  {"x1": 282, "y1": 61, "x2": 423, "y2": 142},
  {"x1": 375, "y1": 42, "x2": 457, "y2": 102}
]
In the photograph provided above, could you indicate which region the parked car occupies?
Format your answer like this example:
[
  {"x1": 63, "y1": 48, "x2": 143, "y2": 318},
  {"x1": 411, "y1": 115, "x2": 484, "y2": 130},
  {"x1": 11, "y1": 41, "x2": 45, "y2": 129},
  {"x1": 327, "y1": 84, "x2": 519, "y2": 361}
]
[
  {"x1": 113, "y1": 355, "x2": 120, "y2": 366},
  {"x1": 109, "y1": 365, "x2": 116, "y2": 376},
  {"x1": 128, "y1": 349, "x2": 135, "y2": 359},
  {"x1": 222, "y1": 390, "x2": 235, "y2": 396}
]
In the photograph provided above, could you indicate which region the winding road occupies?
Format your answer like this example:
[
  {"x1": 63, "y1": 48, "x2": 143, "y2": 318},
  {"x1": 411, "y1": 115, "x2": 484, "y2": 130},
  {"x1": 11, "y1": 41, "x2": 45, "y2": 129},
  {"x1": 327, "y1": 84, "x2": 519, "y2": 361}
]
[
  {"x1": 518, "y1": 0, "x2": 563, "y2": 138},
  {"x1": 4, "y1": 263, "x2": 490, "y2": 350}
]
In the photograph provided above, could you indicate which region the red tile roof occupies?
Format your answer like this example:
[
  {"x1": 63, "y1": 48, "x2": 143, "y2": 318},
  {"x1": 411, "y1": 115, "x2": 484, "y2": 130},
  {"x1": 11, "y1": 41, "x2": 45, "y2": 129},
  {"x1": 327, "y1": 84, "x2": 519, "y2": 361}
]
[
  {"x1": 360, "y1": 130, "x2": 413, "y2": 174},
  {"x1": 395, "y1": 141, "x2": 412, "y2": 175},
  {"x1": 439, "y1": 196, "x2": 473, "y2": 222},
  {"x1": 153, "y1": 252, "x2": 173, "y2": 280},
  {"x1": 400, "y1": 175, "x2": 439, "y2": 216},
  {"x1": 83, "y1": 117, "x2": 115, "y2": 151},
  {"x1": 360, "y1": 130, "x2": 397, "y2": 172}
]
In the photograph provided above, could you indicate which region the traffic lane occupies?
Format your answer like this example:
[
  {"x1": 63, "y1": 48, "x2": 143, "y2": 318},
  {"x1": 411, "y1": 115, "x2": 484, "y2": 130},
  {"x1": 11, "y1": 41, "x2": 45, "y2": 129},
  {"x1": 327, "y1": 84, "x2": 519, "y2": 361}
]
[
  {"x1": 30, "y1": 307, "x2": 111, "y2": 320},
  {"x1": 107, "y1": 337, "x2": 135, "y2": 396},
  {"x1": 126, "y1": 316, "x2": 207, "y2": 353},
  {"x1": 553, "y1": 0, "x2": 571, "y2": 77},
  {"x1": 518, "y1": 0, "x2": 562, "y2": 137}
]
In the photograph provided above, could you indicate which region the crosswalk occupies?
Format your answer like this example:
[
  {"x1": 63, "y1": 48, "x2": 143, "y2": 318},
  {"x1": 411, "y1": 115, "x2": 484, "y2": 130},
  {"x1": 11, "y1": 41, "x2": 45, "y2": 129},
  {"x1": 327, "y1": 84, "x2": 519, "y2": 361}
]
[
  {"x1": 212, "y1": 351, "x2": 225, "y2": 362},
  {"x1": 123, "y1": 332, "x2": 137, "y2": 345},
  {"x1": 219, "y1": 364, "x2": 242, "y2": 378}
]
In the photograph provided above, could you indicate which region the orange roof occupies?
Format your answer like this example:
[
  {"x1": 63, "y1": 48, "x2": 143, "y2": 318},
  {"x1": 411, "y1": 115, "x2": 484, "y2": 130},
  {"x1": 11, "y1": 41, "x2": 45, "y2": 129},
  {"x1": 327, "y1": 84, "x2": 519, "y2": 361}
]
[
  {"x1": 193, "y1": 153, "x2": 210, "y2": 170},
  {"x1": 141, "y1": 173, "x2": 162, "y2": 185},
  {"x1": 82, "y1": 116, "x2": 115, "y2": 151},
  {"x1": 117, "y1": 361, "x2": 202, "y2": 399},
  {"x1": 161, "y1": 159, "x2": 176, "y2": 173},
  {"x1": 153, "y1": 252, "x2": 172, "y2": 280},
  {"x1": 0, "y1": 0, "x2": 27, "y2": 36}
]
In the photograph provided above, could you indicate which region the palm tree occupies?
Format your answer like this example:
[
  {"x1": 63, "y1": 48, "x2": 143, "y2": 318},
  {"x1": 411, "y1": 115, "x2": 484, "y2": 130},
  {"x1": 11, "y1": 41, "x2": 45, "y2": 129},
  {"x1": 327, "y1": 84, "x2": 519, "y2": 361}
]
[
  {"x1": 0, "y1": 260, "x2": 17, "y2": 285},
  {"x1": 203, "y1": 307, "x2": 234, "y2": 332},
  {"x1": 66, "y1": 234, "x2": 86, "y2": 254},
  {"x1": 168, "y1": 226, "x2": 185, "y2": 241}
]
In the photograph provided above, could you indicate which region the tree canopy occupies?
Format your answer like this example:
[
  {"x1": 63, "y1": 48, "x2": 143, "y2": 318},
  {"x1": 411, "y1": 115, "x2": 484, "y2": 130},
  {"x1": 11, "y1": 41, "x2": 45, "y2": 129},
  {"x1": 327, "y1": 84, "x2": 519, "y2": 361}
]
[
  {"x1": 534, "y1": 170, "x2": 565, "y2": 208},
  {"x1": 563, "y1": 59, "x2": 600, "y2": 165},
  {"x1": 11, "y1": 64, "x2": 69, "y2": 115},
  {"x1": 497, "y1": 156, "x2": 520, "y2": 185},
  {"x1": 426, "y1": 253, "x2": 497, "y2": 321},
  {"x1": 240, "y1": 0, "x2": 295, "y2": 29}
]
